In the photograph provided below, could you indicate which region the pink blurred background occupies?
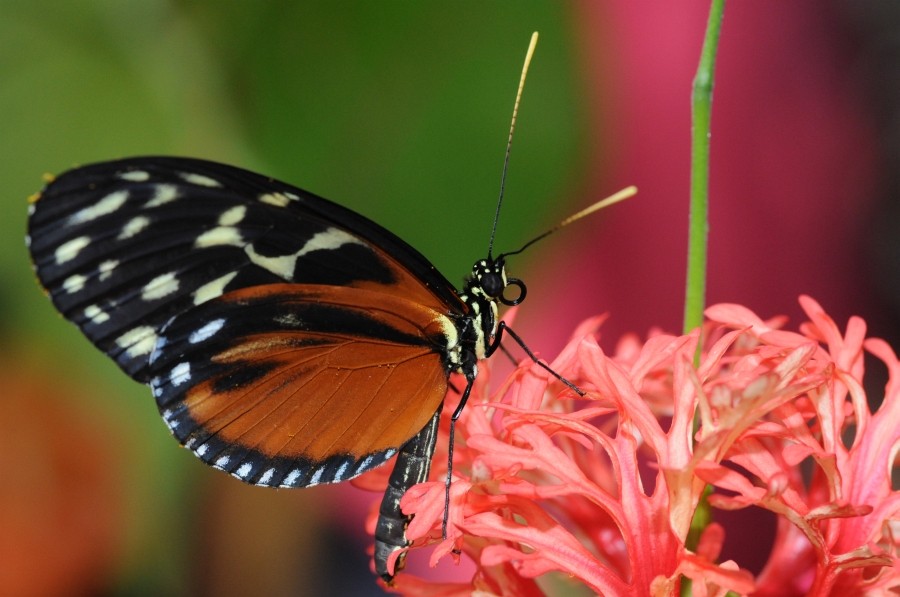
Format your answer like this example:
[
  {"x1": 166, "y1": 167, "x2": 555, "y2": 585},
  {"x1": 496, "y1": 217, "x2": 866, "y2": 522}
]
[{"x1": 526, "y1": 2, "x2": 895, "y2": 356}]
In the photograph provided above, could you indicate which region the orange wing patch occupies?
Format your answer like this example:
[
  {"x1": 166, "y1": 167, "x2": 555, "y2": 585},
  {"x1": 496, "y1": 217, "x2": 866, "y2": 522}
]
[
  {"x1": 182, "y1": 332, "x2": 447, "y2": 460},
  {"x1": 149, "y1": 283, "x2": 454, "y2": 485}
]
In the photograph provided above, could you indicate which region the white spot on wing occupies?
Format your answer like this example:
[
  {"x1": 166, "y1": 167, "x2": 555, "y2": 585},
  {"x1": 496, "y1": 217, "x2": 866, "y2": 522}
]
[
  {"x1": 145, "y1": 184, "x2": 179, "y2": 207},
  {"x1": 273, "y1": 312, "x2": 302, "y2": 327},
  {"x1": 298, "y1": 228, "x2": 364, "y2": 257},
  {"x1": 195, "y1": 226, "x2": 243, "y2": 248},
  {"x1": 63, "y1": 274, "x2": 87, "y2": 293},
  {"x1": 215, "y1": 455, "x2": 230, "y2": 468},
  {"x1": 282, "y1": 469, "x2": 301, "y2": 487},
  {"x1": 236, "y1": 463, "x2": 253, "y2": 479},
  {"x1": 170, "y1": 362, "x2": 191, "y2": 386},
  {"x1": 119, "y1": 170, "x2": 149, "y2": 181},
  {"x1": 309, "y1": 465, "x2": 325, "y2": 486},
  {"x1": 258, "y1": 468, "x2": 275, "y2": 486},
  {"x1": 118, "y1": 215, "x2": 150, "y2": 239},
  {"x1": 244, "y1": 246, "x2": 295, "y2": 279},
  {"x1": 69, "y1": 190, "x2": 128, "y2": 224},
  {"x1": 55, "y1": 235, "x2": 90, "y2": 264},
  {"x1": 150, "y1": 334, "x2": 168, "y2": 362},
  {"x1": 259, "y1": 192, "x2": 293, "y2": 207},
  {"x1": 142, "y1": 272, "x2": 179, "y2": 301},
  {"x1": 196, "y1": 444, "x2": 208, "y2": 457},
  {"x1": 334, "y1": 461, "x2": 350, "y2": 482},
  {"x1": 218, "y1": 205, "x2": 246, "y2": 226},
  {"x1": 180, "y1": 172, "x2": 221, "y2": 187},
  {"x1": 356, "y1": 455, "x2": 374, "y2": 473},
  {"x1": 189, "y1": 318, "x2": 225, "y2": 344},
  {"x1": 192, "y1": 271, "x2": 238, "y2": 305},
  {"x1": 116, "y1": 326, "x2": 158, "y2": 358},
  {"x1": 245, "y1": 227, "x2": 364, "y2": 279},
  {"x1": 84, "y1": 304, "x2": 110, "y2": 324},
  {"x1": 98, "y1": 259, "x2": 119, "y2": 281}
]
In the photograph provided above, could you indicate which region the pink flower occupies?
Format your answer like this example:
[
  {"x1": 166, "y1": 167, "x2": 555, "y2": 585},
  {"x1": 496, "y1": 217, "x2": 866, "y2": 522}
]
[{"x1": 361, "y1": 297, "x2": 900, "y2": 595}]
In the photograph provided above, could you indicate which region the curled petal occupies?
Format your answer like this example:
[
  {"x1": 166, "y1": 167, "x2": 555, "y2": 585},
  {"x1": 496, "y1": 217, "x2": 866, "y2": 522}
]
[
  {"x1": 677, "y1": 554, "x2": 756, "y2": 596},
  {"x1": 467, "y1": 502, "x2": 630, "y2": 596}
]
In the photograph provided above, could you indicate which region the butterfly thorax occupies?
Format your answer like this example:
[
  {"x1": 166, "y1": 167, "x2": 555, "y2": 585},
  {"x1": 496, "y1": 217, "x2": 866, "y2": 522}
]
[{"x1": 447, "y1": 258, "x2": 511, "y2": 378}]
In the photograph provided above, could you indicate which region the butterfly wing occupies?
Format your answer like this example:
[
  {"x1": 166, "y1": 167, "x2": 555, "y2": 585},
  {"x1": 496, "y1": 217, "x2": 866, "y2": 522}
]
[
  {"x1": 27, "y1": 156, "x2": 469, "y2": 486},
  {"x1": 27, "y1": 157, "x2": 465, "y2": 383},
  {"x1": 147, "y1": 283, "x2": 453, "y2": 486}
]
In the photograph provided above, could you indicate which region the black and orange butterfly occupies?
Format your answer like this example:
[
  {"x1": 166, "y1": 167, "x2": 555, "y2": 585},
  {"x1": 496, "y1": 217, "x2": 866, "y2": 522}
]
[
  {"x1": 26, "y1": 34, "x2": 635, "y2": 581},
  {"x1": 27, "y1": 157, "x2": 637, "y2": 580},
  {"x1": 26, "y1": 154, "x2": 521, "y2": 575}
]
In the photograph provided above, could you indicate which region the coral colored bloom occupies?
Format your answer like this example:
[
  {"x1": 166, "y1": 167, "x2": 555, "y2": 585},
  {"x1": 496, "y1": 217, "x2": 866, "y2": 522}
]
[{"x1": 360, "y1": 297, "x2": 900, "y2": 595}]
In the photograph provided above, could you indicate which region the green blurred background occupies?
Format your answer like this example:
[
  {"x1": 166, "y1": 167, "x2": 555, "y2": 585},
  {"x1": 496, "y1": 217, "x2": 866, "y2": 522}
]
[{"x1": 2, "y1": 3, "x2": 589, "y2": 595}]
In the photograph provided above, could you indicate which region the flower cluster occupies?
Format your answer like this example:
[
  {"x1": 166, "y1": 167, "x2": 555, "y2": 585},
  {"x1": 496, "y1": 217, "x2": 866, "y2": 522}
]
[{"x1": 364, "y1": 297, "x2": 900, "y2": 595}]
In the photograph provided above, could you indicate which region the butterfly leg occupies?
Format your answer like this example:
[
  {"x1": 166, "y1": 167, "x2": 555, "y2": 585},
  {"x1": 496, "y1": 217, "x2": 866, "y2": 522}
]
[
  {"x1": 440, "y1": 371, "x2": 477, "y2": 546},
  {"x1": 498, "y1": 341, "x2": 519, "y2": 365},
  {"x1": 487, "y1": 322, "x2": 585, "y2": 396},
  {"x1": 374, "y1": 407, "x2": 442, "y2": 583}
]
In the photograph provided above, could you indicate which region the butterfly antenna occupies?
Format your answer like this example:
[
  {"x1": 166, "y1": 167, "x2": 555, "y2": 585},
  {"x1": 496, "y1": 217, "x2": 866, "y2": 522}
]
[
  {"x1": 487, "y1": 31, "x2": 539, "y2": 261},
  {"x1": 499, "y1": 185, "x2": 638, "y2": 259}
]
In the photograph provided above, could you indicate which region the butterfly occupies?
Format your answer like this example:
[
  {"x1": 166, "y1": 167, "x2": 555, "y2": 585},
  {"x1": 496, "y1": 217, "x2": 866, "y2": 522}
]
[
  {"x1": 26, "y1": 33, "x2": 636, "y2": 580},
  {"x1": 26, "y1": 148, "x2": 638, "y2": 576},
  {"x1": 26, "y1": 155, "x2": 558, "y2": 579}
]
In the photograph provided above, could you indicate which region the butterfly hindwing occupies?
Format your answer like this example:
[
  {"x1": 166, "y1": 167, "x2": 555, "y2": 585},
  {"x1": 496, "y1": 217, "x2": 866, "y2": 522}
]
[
  {"x1": 27, "y1": 157, "x2": 464, "y2": 383},
  {"x1": 147, "y1": 283, "x2": 453, "y2": 487}
]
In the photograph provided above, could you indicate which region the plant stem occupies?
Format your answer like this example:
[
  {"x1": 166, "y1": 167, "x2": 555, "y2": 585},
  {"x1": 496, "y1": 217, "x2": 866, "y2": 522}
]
[
  {"x1": 683, "y1": 0, "x2": 725, "y2": 336},
  {"x1": 683, "y1": 3, "x2": 725, "y2": 596}
]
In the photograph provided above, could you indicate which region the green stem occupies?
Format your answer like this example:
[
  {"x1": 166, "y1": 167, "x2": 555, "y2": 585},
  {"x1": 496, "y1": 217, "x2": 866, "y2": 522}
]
[
  {"x1": 683, "y1": 0, "x2": 725, "y2": 336},
  {"x1": 682, "y1": 2, "x2": 724, "y2": 596}
]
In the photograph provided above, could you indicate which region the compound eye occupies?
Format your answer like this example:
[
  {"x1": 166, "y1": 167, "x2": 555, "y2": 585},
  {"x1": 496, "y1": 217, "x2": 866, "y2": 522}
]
[{"x1": 480, "y1": 272, "x2": 504, "y2": 297}]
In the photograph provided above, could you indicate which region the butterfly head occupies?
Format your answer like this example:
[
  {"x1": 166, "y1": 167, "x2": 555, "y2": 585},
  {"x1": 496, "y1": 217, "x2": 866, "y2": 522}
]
[
  {"x1": 455, "y1": 258, "x2": 525, "y2": 363},
  {"x1": 466, "y1": 258, "x2": 526, "y2": 307}
]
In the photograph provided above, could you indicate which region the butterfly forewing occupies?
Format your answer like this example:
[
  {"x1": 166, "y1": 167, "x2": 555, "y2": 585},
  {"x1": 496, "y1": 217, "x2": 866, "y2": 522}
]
[
  {"x1": 147, "y1": 284, "x2": 452, "y2": 487},
  {"x1": 27, "y1": 157, "x2": 464, "y2": 383}
]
